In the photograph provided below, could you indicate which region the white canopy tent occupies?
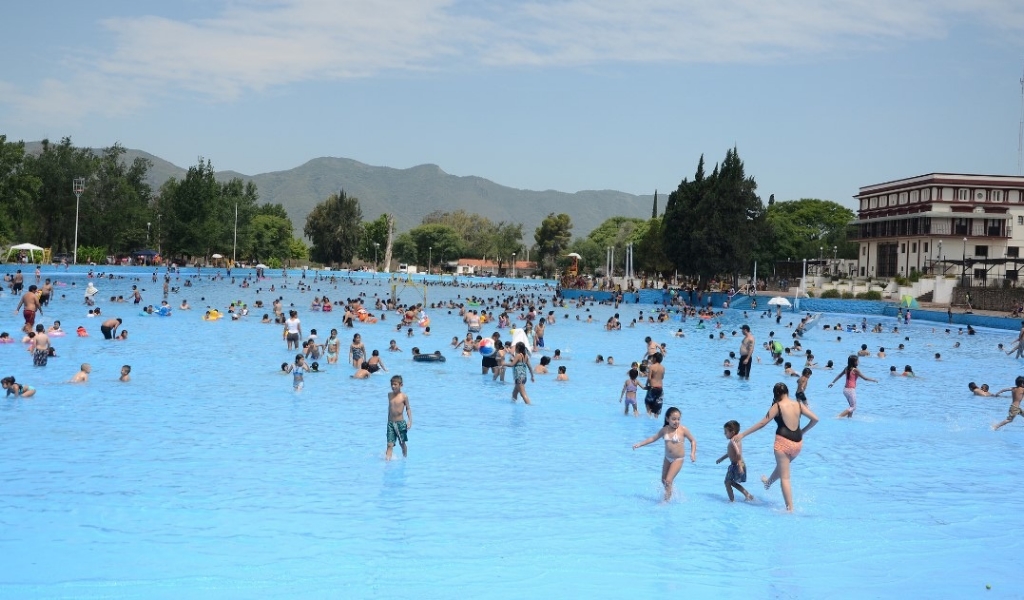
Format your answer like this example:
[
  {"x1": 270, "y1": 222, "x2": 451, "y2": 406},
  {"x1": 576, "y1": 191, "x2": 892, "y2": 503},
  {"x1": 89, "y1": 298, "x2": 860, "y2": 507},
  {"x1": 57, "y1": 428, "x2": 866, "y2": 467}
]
[{"x1": 4, "y1": 243, "x2": 45, "y2": 263}]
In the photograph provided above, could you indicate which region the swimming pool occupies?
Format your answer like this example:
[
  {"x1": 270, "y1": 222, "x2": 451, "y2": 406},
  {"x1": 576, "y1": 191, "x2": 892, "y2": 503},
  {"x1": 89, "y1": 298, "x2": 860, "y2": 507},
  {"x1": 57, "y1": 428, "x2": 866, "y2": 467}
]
[{"x1": 1, "y1": 267, "x2": 1021, "y2": 598}]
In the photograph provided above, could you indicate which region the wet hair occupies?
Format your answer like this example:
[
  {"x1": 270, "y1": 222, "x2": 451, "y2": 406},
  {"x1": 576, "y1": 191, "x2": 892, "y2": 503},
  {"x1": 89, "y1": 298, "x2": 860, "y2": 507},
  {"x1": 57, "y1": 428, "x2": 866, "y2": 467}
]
[
  {"x1": 1016, "y1": 376, "x2": 1024, "y2": 387},
  {"x1": 904, "y1": 365, "x2": 913, "y2": 373},
  {"x1": 846, "y1": 355, "x2": 858, "y2": 369},
  {"x1": 629, "y1": 368, "x2": 639, "y2": 379},
  {"x1": 773, "y1": 382, "x2": 789, "y2": 402},
  {"x1": 663, "y1": 406, "x2": 681, "y2": 426},
  {"x1": 724, "y1": 420, "x2": 740, "y2": 434},
  {"x1": 391, "y1": 375, "x2": 403, "y2": 386},
  {"x1": 558, "y1": 366, "x2": 566, "y2": 374},
  {"x1": 540, "y1": 356, "x2": 551, "y2": 366},
  {"x1": 968, "y1": 382, "x2": 978, "y2": 391},
  {"x1": 802, "y1": 368, "x2": 812, "y2": 376}
]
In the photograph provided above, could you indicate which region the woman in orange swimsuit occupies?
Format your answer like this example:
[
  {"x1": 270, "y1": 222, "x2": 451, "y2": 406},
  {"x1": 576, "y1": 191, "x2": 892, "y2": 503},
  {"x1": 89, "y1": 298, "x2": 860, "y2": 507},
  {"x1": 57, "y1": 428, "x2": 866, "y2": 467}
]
[{"x1": 735, "y1": 382, "x2": 819, "y2": 511}]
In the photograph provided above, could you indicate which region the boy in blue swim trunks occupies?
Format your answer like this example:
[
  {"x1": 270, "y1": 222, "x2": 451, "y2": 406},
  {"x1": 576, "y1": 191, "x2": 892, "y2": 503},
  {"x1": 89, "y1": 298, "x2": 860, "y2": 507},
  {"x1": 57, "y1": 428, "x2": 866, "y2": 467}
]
[
  {"x1": 716, "y1": 420, "x2": 754, "y2": 502},
  {"x1": 386, "y1": 375, "x2": 413, "y2": 460}
]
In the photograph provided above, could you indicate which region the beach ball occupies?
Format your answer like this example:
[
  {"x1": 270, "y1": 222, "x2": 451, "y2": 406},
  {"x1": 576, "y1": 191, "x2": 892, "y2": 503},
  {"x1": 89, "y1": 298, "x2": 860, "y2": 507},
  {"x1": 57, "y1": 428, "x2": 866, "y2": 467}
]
[{"x1": 478, "y1": 338, "x2": 495, "y2": 357}]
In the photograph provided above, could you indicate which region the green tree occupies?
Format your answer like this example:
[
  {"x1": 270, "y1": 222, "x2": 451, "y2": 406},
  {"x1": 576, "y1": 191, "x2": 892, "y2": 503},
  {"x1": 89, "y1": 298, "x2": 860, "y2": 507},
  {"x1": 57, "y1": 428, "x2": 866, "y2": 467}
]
[
  {"x1": 358, "y1": 214, "x2": 392, "y2": 263},
  {"x1": 765, "y1": 198, "x2": 856, "y2": 263},
  {"x1": 392, "y1": 232, "x2": 418, "y2": 265},
  {"x1": 0, "y1": 136, "x2": 42, "y2": 247},
  {"x1": 407, "y1": 224, "x2": 466, "y2": 271},
  {"x1": 249, "y1": 214, "x2": 293, "y2": 263},
  {"x1": 303, "y1": 189, "x2": 363, "y2": 265},
  {"x1": 156, "y1": 158, "x2": 220, "y2": 259},
  {"x1": 534, "y1": 213, "x2": 573, "y2": 276},
  {"x1": 635, "y1": 217, "x2": 672, "y2": 275},
  {"x1": 663, "y1": 148, "x2": 766, "y2": 280},
  {"x1": 22, "y1": 137, "x2": 99, "y2": 255},
  {"x1": 422, "y1": 209, "x2": 496, "y2": 257},
  {"x1": 289, "y1": 237, "x2": 309, "y2": 262},
  {"x1": 482, "y1": 221, "x2": 524, "y2": 274},
  {"x1": 83, "y1": 144, "x2": 153, "y2": 254}
]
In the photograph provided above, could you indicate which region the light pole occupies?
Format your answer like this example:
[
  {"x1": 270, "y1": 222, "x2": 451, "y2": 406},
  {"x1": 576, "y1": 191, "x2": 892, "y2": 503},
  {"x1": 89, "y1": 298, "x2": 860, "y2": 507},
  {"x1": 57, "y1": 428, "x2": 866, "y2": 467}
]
[
  {"x1": 147, "y1": 222, "x2": 151, "y2": 244},
  {"x1": 819, "y1": 246, "x2": 823, "y2": 276},
  {"x1": 72, "y1": 177, "x2": 85, "y2": 264},
  {"x1": 373, "y1": 242, "x2": 379, "y2": 275},
  {"x1": 938, "y1": 240, "x2": 943, "y2": 275},
  {"x1": 512, "y1": 253, "x2": 516, "y2": 278},
  {"x1": 157, "y1": 214, "x2": 162, "y2": 255},
  {"x1": 428, "y1": 246, "x2": 432, "y2": 275}
]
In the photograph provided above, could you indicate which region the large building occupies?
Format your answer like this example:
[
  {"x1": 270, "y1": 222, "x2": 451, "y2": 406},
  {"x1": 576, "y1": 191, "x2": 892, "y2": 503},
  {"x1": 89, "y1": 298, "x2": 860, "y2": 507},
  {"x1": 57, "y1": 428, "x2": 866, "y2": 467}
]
[{"x1": 851, "y1": 173, "x2": 1024, "y2": 285}]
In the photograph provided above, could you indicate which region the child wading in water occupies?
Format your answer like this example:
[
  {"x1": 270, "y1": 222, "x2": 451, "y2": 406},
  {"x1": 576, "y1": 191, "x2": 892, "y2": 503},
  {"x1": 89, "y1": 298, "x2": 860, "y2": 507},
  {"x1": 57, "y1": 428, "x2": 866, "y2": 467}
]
[
  {"x1": 386, "y1": 375, "x2": 413, "y2": 460},
  {"x1": 715, "y1": 420, "x2": 754, "y2": 501},
  {"x1": 633, "y1": 406, "x2": 697, "y2": 501},
  {"x1": 993, "y1": 376, "x2": 1024, "y2": 430},
  {"x1": 619, "y1": 368, "x2": 641, "y2": 416}
]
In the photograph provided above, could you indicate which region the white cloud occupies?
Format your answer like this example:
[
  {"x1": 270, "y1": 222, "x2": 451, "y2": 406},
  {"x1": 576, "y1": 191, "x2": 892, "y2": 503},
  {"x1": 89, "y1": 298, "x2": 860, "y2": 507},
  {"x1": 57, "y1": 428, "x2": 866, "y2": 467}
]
[{"x1": 2, "y1": 0, "x2": 1023, "y2": 126}]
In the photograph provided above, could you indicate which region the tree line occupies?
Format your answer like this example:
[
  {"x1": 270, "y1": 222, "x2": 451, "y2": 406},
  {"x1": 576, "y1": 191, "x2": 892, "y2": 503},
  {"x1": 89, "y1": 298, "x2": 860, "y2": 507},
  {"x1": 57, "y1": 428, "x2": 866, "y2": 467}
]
[
  {"x1": 1, "y1": 136, "x2": 856, "y2": 277},
  {"x1": 0, "y1": 136, "x2": 305, "y2": 265}
]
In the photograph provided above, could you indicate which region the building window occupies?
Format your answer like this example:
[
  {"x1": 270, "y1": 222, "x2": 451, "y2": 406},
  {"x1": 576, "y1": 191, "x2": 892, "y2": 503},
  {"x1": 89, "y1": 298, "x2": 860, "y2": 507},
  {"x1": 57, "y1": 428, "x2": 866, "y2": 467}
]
[
  {"x1": 1009, "y1": 247, "x2": 1020, "y2": 258},
  {"x1": 958, "y1": 189, "x2": 969, "y2": 201},
  {"x1": 870, "y1": 197, "x2": 877, "y2": 209},
  {"x1": 900, "y1": 243, "x2": 906, "y2": 253},
  {"x1": 923, "y1": 242, "x2": 929, "y2": 253},
  {"x1": 911, "y1": 190, "x2": 919, "y2": 203},
  {"x1": 975, "y1": 245, "x2": 988, "y2": 257},
  {"x1": 993, "y1": 190, "x2": 1003, "y2": 202},
  {"x1": 862, "y1": 246, "x2": 867, "y2": 256},
  {"x1": 1008, "y1": 270, "x2": 1019, "y2": 281},
  {"x1": 1019, "y1": 216, "x2": 1023, "y2": 225},
  {"x1": 912, "y1": 242, "x2": 917, "y2": 252}
]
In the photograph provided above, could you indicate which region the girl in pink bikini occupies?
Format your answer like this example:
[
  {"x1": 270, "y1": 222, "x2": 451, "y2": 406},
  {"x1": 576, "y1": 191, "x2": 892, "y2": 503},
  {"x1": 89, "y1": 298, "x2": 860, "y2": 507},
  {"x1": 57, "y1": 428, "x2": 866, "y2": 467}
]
[
  {"x1": 735, "y1": 382, "x2": 819, "y2": 511},
  {"x1": 828, "y1": 355, "x2": 877, "y2": 418}
]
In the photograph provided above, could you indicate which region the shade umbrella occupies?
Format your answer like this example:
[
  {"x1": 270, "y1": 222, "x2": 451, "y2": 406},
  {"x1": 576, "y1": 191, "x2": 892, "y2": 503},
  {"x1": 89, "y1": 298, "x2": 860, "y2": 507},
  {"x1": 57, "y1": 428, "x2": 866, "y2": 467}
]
[
  {"x1": 255, "y1": 263, "x2": 269, "y2": 269},
  {"x1": 211, "y1": 253, "x2": 224, "y2": 259},
  {"x1": 900, "y1": 295, "x2": 919, "y2": 309},
  {"x1": 767, "y1": 296, "x2": 792, "y2": 307},
  {"x1": 565, "y1": 253, "x2": 582, "y2": 259}
]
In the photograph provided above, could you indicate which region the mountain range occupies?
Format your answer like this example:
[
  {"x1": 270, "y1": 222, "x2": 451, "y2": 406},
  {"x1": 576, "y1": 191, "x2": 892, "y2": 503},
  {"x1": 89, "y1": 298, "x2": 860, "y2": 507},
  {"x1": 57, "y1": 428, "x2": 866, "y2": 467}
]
[{"x1": 26, "y1": 143, "x2": 659, "y2": 239}]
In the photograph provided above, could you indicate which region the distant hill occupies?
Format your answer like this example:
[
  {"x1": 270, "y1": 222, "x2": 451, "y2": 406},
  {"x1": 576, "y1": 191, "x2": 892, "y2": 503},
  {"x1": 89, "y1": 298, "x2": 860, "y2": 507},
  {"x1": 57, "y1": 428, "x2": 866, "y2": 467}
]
[{"x1": 23, "y1": 143, "x2": 658, "y2": 239}]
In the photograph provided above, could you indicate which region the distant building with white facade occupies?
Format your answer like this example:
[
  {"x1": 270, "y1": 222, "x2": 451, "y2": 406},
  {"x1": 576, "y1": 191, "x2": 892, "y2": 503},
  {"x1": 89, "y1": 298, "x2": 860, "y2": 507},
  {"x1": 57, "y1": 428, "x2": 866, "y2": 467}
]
[{"x1": 852, "y1": 173, "x2": 1024, "y2": 286}]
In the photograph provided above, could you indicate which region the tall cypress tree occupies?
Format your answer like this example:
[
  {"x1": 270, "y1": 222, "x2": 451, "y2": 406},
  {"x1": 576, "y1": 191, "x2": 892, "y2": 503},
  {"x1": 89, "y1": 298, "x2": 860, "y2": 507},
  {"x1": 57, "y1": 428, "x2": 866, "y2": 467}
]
[
  {"x1": 662, "y1": 149, "x2": 765, "y2": 280},
  {"x1": 652, "y1": 190, "x2": 658, "y2": 219}
]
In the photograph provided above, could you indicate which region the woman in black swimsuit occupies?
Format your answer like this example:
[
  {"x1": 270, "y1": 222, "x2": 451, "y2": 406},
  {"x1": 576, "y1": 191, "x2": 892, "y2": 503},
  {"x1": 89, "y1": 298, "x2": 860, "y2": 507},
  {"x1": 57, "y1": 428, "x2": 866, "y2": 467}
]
[{"x1": 734, "y1": 382, "x2": 819, "y2": 512}]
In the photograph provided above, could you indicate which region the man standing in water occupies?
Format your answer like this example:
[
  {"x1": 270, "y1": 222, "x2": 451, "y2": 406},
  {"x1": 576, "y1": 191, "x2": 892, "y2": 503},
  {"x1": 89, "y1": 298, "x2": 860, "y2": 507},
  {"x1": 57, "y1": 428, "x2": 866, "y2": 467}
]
[
  {"x1": 644, "y1": 352, "x2": 665, "y2": 417},
  {"x1": 738, "y1": 325, "x2": 754, "y2": 380},
  {"x1": 15, "y1": 284, "x2": 41, "y2": 332}
]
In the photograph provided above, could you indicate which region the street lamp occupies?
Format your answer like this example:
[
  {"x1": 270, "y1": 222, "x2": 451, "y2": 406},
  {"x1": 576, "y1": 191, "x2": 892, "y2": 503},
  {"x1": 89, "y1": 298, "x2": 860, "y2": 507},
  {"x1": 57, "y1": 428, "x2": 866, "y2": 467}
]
[
  {"x1": 428, "y1": 246, "x2": 432, "y2": 275},
  {"x1": 157, "y1": 214, "x2": 162, "y2": 255},
  {"x1": 512, "y1": 253, "x2": 517, "y2": 279},
  {"x1": 373, "y1": 242, "x2": 380, "y2": 275},
  {"x1": 147, "y1": 222, "x2": 151, "y2": 244},
  {"x1": 819, "y1": 246, "x2": 824, "y2": 276},
  {"x1": 938, "y1": 240, "x2": 943, "y2": 275},
  {"x1": 72, "y1": 177, "x2": 85, "y2": 264}
]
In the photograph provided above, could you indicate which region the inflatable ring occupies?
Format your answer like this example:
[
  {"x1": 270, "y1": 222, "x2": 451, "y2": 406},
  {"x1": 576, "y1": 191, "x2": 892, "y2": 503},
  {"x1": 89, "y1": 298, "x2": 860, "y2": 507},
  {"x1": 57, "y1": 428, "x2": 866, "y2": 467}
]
[
  {"x1": 418, "y1": 318, "x2": 430, "y2": 328},
  {"x1": 413, "y1": 353, "x2": 446, "y2": 363}
]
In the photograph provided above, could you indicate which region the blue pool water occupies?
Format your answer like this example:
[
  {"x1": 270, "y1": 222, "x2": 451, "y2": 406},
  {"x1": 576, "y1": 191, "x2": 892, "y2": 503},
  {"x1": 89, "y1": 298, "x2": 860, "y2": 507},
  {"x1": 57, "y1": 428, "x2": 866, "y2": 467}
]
[{"x1": 1, "y1": 267, "x2": 1022, "y2": 598}]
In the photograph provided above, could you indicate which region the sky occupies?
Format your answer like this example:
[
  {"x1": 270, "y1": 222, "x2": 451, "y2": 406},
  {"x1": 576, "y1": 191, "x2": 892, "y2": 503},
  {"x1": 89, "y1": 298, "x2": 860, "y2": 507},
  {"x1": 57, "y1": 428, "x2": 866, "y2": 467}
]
[{"x1": 3, "y1": 0, "x2": 1024, "y2": 211}]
